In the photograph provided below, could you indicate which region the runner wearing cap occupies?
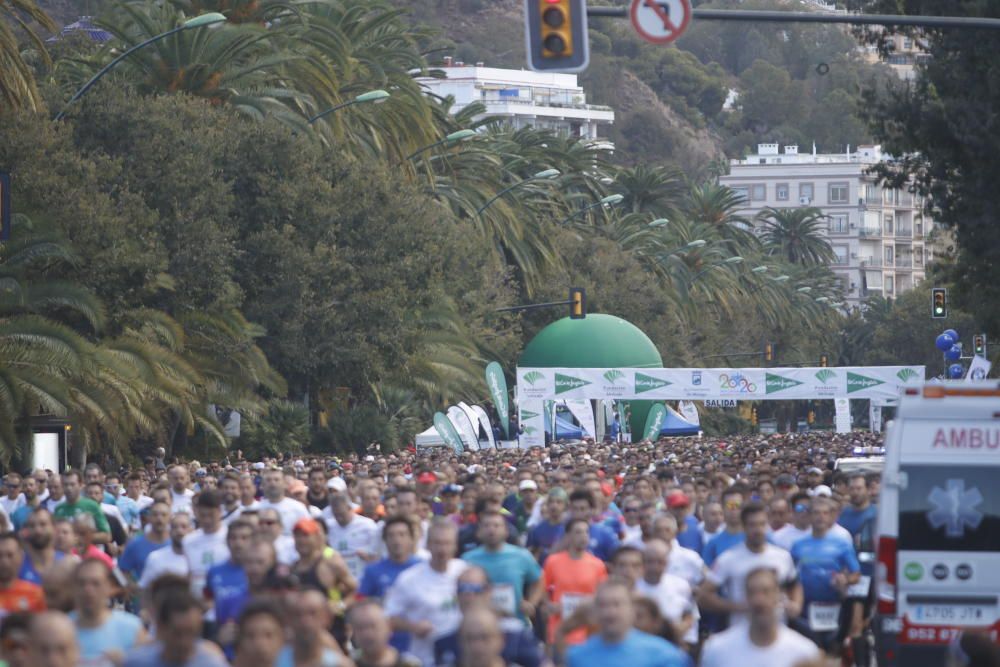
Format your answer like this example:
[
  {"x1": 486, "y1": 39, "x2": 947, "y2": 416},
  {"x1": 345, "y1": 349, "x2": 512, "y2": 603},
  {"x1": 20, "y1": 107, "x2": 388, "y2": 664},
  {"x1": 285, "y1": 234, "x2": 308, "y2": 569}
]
[{"x1": 666, "y1": 492, "x2": 701, "y2": 554}]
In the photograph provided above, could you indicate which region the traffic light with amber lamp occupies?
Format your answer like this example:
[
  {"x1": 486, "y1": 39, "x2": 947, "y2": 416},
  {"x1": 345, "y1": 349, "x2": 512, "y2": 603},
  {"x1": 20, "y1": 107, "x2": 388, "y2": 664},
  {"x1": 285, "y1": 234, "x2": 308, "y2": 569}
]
[
  {"x1": 808, "y1": 410, "x2": 815, "y2": 425},
  {"x1": 569, "y1": 287, "x2": 586, "y2": 319},
  {"x1": 750, "y1": 407, "x2": 758, "y2": 427},
  {"x1": 974, "y1": 334, "x2": 987, "y2": 357},
  {"x1": 524, "y1": 0, "x2": 589, "y2": 73},
  {"x1": 819, "y1": 354, "x2": 828, "y2": 368},
  {"x1": 931, "y1": 287, "x2": 947, "y2": 319},
  {"x1": 764, "y1": 342, "x2": 775, "y2": 363}
]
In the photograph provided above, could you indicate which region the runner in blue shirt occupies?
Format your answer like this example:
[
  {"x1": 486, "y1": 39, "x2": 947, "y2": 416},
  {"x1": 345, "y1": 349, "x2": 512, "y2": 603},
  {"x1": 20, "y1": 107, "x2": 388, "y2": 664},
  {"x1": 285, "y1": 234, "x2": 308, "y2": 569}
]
[
  {"x1": 462, "y1": 510, "x2": 542, "y2": 624},
  {"x1": 358, "y1": 515, "x2": 423, "y2": 651},
  {"x1": 118, "y1": 502, "x2": 170, "y2": 587},
  {"x1": 568, "y1": 489, "x2": 620, "y2": 562},
  {"x1": 19, "y1": 508, "x2": 64, "y2": 585},
  {"x1": 527, "y1": 488, "x2": 568, "y2": 564},
  {"x1": 567, "y1": 579, "x2": 690, "y2": 667},
  {"x1": 702, "y1": 488, "x2": 745, "y2": 566},
  {"x1": 791, "y1": 496, "x2": 861, "y2": 654},
  {"x1": 205, "y1": 518, "x2": 255, "y2": 658},
  {"x1": 837, "y1": 474, "x2": 877, "y2": 537}
]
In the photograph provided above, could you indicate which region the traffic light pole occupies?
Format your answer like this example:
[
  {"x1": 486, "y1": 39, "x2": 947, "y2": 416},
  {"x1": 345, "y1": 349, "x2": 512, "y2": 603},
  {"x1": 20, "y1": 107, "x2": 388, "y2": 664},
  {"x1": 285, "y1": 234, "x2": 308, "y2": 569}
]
[
  {"x1": 495, "y1": 299, "x2": 574, "y2": 313},
  {"x1": 585, "y1": 6, "x2": 1000, "y2": 30}
]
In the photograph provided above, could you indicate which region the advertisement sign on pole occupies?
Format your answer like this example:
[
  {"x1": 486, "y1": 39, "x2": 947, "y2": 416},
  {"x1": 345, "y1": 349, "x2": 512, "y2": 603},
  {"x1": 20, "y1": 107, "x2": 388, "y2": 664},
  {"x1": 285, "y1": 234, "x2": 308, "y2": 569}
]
[{"x1": 485, "y1": 362, "x2": 510, "y2": 438}]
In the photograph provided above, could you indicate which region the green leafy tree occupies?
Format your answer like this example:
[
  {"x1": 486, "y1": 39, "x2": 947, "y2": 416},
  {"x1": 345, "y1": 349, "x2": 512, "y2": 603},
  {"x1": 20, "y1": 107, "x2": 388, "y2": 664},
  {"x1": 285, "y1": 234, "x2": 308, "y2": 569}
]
[
  {"x1": 0, "y1": 0, "x2": 56, "y2": 111},
  {"x1": 757, "y1": 207, "x2": 836, "y2": 265}
]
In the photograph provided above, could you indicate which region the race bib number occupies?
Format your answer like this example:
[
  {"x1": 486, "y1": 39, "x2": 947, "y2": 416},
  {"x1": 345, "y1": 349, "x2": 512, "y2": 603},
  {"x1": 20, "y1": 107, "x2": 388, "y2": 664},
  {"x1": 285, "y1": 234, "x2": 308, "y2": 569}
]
[
  {"x1": 491, "y1": 584, "x2": 516, "y2": 615},
  {"x1": 343, "y1": 554, "x2": 362, "y2": 579},
  {"x1": 560, "y1": 593, "x2": 589, "y2": 618},
  {"x1": 847, "y1": 575, "x2": 871, "y2": 598},
  {"x1": 808, "y1": 602, "x2": 841, "y2": 632}
]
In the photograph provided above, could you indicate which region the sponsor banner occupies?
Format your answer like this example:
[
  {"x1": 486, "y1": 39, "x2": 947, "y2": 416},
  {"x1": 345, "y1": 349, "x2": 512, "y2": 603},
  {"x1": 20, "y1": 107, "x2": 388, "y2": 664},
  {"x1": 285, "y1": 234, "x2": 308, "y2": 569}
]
[
  {"x1": 870, "y1": 403, "x2": 883, "y2": 434},
  {"x1": 433, "y1": 412, "x2": 464, "y2": 454},
  {"x1": 704, "y1": 399, "x2": 736, "y2": 409},
  {"x1": 678, "y1": 400, "x2": 700, "y2": 425},
  {"x1": 641, "y1": 403, "x2": 668, "y2": 442},
  {"x1": 516, "y1": 366, "x2": 925, "y2": 401},
  {"x1": 469, "y1": 404, "x2": 497, "y2": 451},
  {"x1": 966, "y1": 355, "x2": 992, "y2": 382},
  {"x1": 485, "y1": 362, "x2": 510, "y2": 438},
  {"x1": 518, "y1": 400, "x2": 545, "y2": 448},
  {"x1": 835, "y1": 397, "x2": 852, "y2": 434},
  {"x1": 447, "y1": 406, "x2": 480, "y2": 452}
]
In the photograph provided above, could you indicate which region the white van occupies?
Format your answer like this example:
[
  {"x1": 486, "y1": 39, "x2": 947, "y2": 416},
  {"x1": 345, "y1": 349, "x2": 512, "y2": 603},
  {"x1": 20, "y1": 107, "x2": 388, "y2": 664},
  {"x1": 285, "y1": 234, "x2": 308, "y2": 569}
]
[{"x1": 875, "y1": 382, "x2": 1000, "y2": 666}]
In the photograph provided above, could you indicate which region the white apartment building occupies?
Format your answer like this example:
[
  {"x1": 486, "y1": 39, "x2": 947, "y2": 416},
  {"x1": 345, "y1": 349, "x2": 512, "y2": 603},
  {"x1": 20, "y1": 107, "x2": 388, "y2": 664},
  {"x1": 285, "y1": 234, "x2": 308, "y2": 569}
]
[
  {"x1": 417, "y1": 60, "x2": 614, "y2": 140},
  {"x1": 720, "y1": 143, "x2": 938, "y2": 309}
]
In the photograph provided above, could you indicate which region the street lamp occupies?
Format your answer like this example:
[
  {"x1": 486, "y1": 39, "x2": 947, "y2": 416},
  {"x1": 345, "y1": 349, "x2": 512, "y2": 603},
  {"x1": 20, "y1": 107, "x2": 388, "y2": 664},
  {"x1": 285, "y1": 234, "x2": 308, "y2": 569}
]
[
  {"x1": 815, "y1": 296, "x2": 829, "y2": 303},
  {"x1": 476, "y1": 168, "x2": 560, "y2": 215},
  {"x1": 691, "y1": 256, "x2": 744, "y2": 282},
  {"x1": 770, "y1": 275, "x2": 791, "y2": 282},
  {"x1": 556, "y1": 194, "x2": 624, "y2": 225},
  {"x1": 55, "y1": 12, "x2": 228, "y2": 121},
  {"x1": 797, "y1": 286, "x2": 812, "y2": 293},
  {"x1": 308, "y1": 89, "x2": 390, "y2": 124},
  {"x1": 751, "y1": 265, "x2": 769, "y2": 273},
  {"x1": 648, "y1": 218, "x2": 669, "y2": 228},
  {"x1": 405, "y1": 129, "x2": 477, "y2": 161},
  {"x1": 685, "y1": 239, "x2": 707, "y2": 248}
]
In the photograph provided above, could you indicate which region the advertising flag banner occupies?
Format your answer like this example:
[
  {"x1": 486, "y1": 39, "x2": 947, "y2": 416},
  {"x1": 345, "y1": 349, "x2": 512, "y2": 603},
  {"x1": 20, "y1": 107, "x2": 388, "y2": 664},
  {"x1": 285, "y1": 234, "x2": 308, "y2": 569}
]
[
  {"x1": 678, "y1": 400, "x2": 700, "y2": 426},
  {"x1": 641, "y1": 403, "x2": 668, "y2": 442},
  {"x1": 448, "y1": 406, "x2": 480, "y2": 451},
  {"x1": 518, "y1": 400, "x2": 545, "y2": 448},
  {"x1": 433, "y1": 412, "x2": 465, "y2": 454},
  {"x1": 966, "y1": 355, "x2": 992, "y2": 382},
  {"x1": 516, "y1": 366, "x2": 924, "y2": 402},
  {"x1": 561, "y1": 399, "x2": 596, "y2": 438},
  {"x1": 485, "y1": 362, "x2": 510, "y2": 438},
  {"x1": 470, "y1": 405, "x2": 497, "y2": 450}
]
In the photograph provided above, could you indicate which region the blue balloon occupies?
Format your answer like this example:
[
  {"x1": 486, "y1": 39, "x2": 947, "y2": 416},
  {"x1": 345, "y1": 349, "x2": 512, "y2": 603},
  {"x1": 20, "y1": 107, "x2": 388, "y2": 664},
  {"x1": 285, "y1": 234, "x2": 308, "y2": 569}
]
[
  {"x1": 944, "y1": 328, "x2": 960, "y2": 342},
  {"x1": 945, "y1": 344, "x2": 962, "y2": 362},
  {"x1": 949, "y1": 363, "x2": 965, "y2": 379},
  {"x1": 935, "y1": 333, "x2": 955, "y2": 351}
]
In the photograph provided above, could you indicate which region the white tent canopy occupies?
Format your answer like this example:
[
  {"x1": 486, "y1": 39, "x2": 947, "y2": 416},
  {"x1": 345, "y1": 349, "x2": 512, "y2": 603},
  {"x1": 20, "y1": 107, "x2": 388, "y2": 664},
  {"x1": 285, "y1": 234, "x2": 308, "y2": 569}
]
[{"x1": 415, "y1": 425, "x2": 447, "y2": 448}]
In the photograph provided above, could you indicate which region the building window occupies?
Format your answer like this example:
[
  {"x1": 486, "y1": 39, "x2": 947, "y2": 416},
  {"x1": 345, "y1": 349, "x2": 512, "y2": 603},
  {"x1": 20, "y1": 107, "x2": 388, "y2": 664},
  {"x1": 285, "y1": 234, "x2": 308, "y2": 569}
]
[
  {"x1": 730, "y1": 186, "x2": 749, "y2": 203},
  {"x1": 884, "y1": 246, "x2": 894, "y2": 265},
  {"x1": 828, "y1": 182, "x2": 849, "y2": 204},
  {"x1": 776, "y1": 183, "x2": 789, "y2": 201},
  {"x1": 886, "y1": 276, "x2": 895, "y2": 293},
  {"x1": 832, "y1": 245, "x2": 849, "y2": 266},
  {"x1": 902, "y1": 38, "x2": 913, "y2": 49},
  {"x1": 829, "y1": 214, "x2": 849, "y2": 234},
  {"x1": 799, "y1": 182, "x2": 814, "y2": 203},
  {"x1": 884, "y1": 214, "x2": 894, "y2": 235},
  {"x1": 751, "y1": 184, "x2": 767, "y2": 201},
  {"x1": 865, "y1": 184, "x2": 880, "y2": 204}
]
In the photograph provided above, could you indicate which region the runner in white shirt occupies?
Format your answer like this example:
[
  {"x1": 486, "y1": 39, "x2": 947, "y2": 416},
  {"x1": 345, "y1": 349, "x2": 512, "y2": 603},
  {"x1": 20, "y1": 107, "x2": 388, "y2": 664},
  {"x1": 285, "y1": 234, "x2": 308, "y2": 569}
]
[
  {"x1": 384, "y1": 518, "x2": 468, "y2": 667},
  {"x1": 698, "y1": 501, "x2": 724, "y2": 545},
  {"x1": 257, "y1": 468, "x2": 310, "y2": 536},
  {"x1": 773, "y1": 492, "x2": 852, "y2": 551},
  {"x1": 181, "y1": 490, "x2": 230, "y2": 602},
  {"x1": 258, "y1": 508, "x2": 298, "y2": 565},
  {"x1": 168, "y1": 465, "x2": 195, "y2": 515},
  {"x1": 324, "y1": 494, "x2": 380, "y2": 581},
  {"x1": 139, "y1": 513, "x2": 193, "y2": 588},
  {"x1": 699, "y1": 502, "x2": 803, "y2": 627},
  {"x1": 634, "y1": 539, "x2": 697, "y2": 645},
  {"x1": 701, "y1": 566, "x2": 821, "y2": 667},
  {"x1": 0, "y1": 473, "x2": 25, "y2": 516}
]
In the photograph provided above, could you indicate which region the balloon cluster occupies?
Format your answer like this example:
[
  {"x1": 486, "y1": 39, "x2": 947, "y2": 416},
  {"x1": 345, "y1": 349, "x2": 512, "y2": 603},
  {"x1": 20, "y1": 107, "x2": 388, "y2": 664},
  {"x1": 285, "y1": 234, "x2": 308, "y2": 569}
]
[{"x1": 935, "y1": 329, "x2": 964, "y2": 378}]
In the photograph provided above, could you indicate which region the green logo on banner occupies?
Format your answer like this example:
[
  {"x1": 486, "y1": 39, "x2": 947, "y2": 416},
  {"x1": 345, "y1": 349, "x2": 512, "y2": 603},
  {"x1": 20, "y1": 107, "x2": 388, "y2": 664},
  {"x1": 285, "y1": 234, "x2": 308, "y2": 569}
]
[
  {"x1": 635, "y1": 372, "x2": 671, "y2": 394},
  {"x1": 642, "y1": 404, "x2": 667, "y2": 441},
  {"x1": 766, "y1": 372, "x2": 803, "y2": 394},
  {"x1": 848, "y1": 371, "x2": 884, "y2": 393},
  {"x1": 904, "y1": 562, "x2": 924, "y2": 582},
  {"x1": 519, "y1": 410, "x2": 539, "y2": 420},
  {"x1": 603, "y1": 370, "x2": 625, "y2": 385},
  {"x1": 815, "y1": 369, "x2": 837, "y2": 384},
  {"x1": 555, "y1": 373, "x2": 590, "y2": 394},
  {"x1": 897, "y1": 368, "x2": 920, "y2": 382},
  {"x1": 523, "y1": 426, "x2": 538, "y2": 435},
  {"x1": 433, "y1": 412, "x2": 464, "y2": 454},
  {"x1": 523, "y1": 371, "x2": 545, "y2": 386}
]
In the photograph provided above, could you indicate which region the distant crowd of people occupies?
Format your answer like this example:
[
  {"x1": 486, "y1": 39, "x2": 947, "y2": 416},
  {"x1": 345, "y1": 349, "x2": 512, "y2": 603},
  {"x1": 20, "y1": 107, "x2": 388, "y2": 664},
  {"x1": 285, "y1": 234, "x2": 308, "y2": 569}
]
[{"x1": 0, "y1": 431, "x2": 989, "y2": 667}]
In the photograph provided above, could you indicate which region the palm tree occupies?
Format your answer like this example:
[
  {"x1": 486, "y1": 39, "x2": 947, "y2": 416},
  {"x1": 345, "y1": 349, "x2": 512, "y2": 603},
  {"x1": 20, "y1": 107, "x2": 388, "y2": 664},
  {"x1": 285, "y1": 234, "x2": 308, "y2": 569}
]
[
  {"x1": 757, "y1": 207, "x2": 836, "y2": 265},
  {"x1": 0, "y1": 0, "x2": 56, "y2": 111},
  {"x1": 611, "y1": 164, "x2": 683, "y2": 216}
]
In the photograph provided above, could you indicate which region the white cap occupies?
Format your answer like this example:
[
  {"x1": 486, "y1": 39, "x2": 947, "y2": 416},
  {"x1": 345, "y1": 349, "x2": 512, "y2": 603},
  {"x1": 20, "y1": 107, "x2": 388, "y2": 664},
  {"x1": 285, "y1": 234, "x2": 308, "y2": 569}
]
[
  {"x1": 252, "y1": 462, "x2": 266, "y2": 470},
  {"x1": 809, "y1": 484, "x2": 833, "y2": 497},
  {"x1": 519, "y1": 479, "x2": 538, "y2": 491},
  {"x1": 294, "y1": 459, "x2": 305, "y2": 469},
  {"x1": 327, "y1": 477, "x2": 347, "y2": 493}
]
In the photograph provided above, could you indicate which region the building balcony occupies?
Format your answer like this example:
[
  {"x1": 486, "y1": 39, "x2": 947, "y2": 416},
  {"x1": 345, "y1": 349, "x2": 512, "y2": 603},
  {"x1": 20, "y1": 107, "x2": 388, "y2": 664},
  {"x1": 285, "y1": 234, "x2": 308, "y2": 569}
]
[
  {"x1": 861, "y1": 257, "x2": 894, "y2": 268},
  {"x1": 895, "y1": 256, "x2": 914, "y2": 270},
  {"x1": 858, "y1": 227, "x2": 882, "y2": 238}
]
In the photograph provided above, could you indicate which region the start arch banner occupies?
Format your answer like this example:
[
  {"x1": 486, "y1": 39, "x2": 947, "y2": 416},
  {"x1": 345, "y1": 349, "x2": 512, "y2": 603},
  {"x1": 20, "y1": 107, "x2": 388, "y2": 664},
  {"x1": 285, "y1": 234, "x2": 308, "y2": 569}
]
[{"x1": 516, "y1": 366, "x2": 924, "y2": 403}]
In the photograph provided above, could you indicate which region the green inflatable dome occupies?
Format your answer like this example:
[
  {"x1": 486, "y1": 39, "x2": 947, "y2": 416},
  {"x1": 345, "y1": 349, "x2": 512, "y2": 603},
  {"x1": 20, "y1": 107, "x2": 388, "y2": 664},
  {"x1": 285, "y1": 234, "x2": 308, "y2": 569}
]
[{"x1": 519, "y1": 314, "x2": 663, "y2": 437}]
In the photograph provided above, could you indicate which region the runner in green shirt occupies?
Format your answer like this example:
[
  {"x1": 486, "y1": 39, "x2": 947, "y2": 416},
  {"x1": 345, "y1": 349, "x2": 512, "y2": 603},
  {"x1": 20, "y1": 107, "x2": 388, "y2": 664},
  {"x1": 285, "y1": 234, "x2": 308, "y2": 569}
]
[{"x1": 52, "y1": 470, "x2": 110, "y2": 543}]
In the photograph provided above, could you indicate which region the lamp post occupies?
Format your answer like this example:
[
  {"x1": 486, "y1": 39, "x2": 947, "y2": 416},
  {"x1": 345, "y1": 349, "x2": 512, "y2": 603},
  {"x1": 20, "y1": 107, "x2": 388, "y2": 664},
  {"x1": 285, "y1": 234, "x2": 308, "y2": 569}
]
[
  {"x1": 55, "y1": 12, "x2": 228, "y2": 121},
  {"x1": 476, "y1": 169, "x2": 560, "y2": 215},
  {"x1": 405, "y1": 129, "x2": 477, "y2": 161},
  {"x1": 307, "y1": 89, "x2": 390, "y2": 124},
  {"x1": 691, "y1": 256, "x2": 744, "y2": 283},
  {"x1": 556, "y1": 194, "x2": 624, "y2": 226},
  {"x1": 648, "y1": 218, "x2": 669, "y2": 227},
  {"x1": 751, "y1": 265, "x2": 769, "y2": 274}
]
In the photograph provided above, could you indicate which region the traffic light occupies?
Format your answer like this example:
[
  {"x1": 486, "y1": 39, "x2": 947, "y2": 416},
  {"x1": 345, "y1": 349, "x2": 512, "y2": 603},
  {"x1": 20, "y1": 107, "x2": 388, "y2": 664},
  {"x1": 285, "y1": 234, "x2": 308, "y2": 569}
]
[
  {"x1": 819, "y1": 354, "x2": 828, "y2": 368},
  {"x1": 808, "y1": 410, "x2": 816, "y2": 425},
  {"x1": 569, "y1": 287, "x2": 586, "y2": 319},
  {"x1": 524, "y1": 0, "x2": 589, "y2": 73},
  {"x1": 974, "y1": 334, "x2": 987, "y2": 357},
  {"x1": 750, "y1": 407, "x2": 758, "y2": 427},
  {"x1": 0, "y1": 171, "x2": 9, "y2": 241},
  {"x1": 764, "y1": 342, "x2": 775, "y2": 363},
  {"x1": 931, "y1": 287, "x2": 947, "y2": 319}
]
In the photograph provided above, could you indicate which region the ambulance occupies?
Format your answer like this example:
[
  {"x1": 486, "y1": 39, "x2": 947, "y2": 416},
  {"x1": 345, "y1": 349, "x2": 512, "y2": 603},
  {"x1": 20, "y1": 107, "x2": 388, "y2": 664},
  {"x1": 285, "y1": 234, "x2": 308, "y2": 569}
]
[{"x1": 875, "y1": 382, "x2": 1000, "y2": 666}]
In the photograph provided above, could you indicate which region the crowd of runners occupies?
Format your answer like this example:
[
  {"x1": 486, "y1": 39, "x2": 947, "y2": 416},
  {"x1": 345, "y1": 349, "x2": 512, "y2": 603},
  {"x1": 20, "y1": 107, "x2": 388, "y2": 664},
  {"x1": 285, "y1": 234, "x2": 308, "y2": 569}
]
[{"x1": 0, "y1": 430, "x2": 984, "y2": 667}]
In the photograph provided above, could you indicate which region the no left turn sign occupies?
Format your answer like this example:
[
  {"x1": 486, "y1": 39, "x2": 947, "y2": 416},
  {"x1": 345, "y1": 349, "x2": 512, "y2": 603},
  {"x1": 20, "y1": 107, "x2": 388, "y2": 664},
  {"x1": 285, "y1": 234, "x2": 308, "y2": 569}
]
[{"x1": 629, "y1": 0, "x2": 692, "y2": 45}]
